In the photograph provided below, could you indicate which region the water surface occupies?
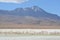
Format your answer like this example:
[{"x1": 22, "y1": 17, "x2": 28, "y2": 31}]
[{"x1": 0, "y1": 36, "x2": 60, "y2": 40}]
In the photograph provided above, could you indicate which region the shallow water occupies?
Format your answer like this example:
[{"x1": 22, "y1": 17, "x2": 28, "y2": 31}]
[{"x1": 0, "y1": 36, "x2": 60, "y2": 40}]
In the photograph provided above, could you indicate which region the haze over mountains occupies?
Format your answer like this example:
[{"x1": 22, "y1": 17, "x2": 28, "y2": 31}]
[{"x1": 0, "y1": 6, "x2": 60, "y2": 28}]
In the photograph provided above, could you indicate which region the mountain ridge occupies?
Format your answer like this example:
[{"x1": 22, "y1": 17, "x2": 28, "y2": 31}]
[{"x1": 0, "y1": 6, "x2": 60, "y2": 26}]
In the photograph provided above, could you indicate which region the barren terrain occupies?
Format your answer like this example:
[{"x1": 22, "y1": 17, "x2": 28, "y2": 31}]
[{"x1": 0, "y1": 23, "x2": 60, "y2": 29}]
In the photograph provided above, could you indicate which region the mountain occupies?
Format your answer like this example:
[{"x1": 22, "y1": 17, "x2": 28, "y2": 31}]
[{"x1": 0, "y1": 6, "x2": 60, "y2": 29}]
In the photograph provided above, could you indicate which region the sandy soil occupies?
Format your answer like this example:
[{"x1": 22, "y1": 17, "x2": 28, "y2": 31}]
[{"x1": 0, "y1": 23, "x2": 60, "y2": 29}]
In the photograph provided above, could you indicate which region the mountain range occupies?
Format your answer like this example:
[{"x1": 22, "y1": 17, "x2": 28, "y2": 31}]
[{"x1": 0, "y1": 6, "x2": 60, "y2": 29}]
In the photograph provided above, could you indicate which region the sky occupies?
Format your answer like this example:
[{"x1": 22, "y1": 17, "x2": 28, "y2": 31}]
[{"x1": 0, "y1": 0, "x2": 60, "y2": 16}]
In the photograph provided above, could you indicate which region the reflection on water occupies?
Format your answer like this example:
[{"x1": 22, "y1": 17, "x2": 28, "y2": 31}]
[{"x1": 0, "y1": 36, "x2": 60, "y2": 40}]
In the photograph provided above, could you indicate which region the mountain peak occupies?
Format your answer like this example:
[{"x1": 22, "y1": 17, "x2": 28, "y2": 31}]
[
  {"x1": 31, "y1": 6, "x2": 46, "y2": 12},
  {"x1": 32, "y1": 6, "x2": 39, "y2": 8},
  {"x1": 31, "y1": 6, "x2": 40, "y2": 11}
]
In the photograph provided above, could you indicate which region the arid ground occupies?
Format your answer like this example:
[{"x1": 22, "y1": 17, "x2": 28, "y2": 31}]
[{"x1": 0, "y1": 23, "x2": 60, "y2": 29}]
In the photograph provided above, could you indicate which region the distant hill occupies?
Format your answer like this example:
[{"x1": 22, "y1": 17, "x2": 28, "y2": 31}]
[{"x1": 0, "y1": 6, "x2": 60, "y2": 29}]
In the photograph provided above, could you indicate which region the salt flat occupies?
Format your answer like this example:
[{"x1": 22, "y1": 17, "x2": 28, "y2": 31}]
[
  {"x1": 0, "y1": 29, "x2": 60, "y2": 40},
  {"x1": 0, "y1": 29, "x2": 60, "y2": 36}
]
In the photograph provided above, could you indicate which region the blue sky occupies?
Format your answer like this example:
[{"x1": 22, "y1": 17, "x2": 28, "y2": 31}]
[{"x1": 0, "y1": 0, "x2": 60, "y2": 16}]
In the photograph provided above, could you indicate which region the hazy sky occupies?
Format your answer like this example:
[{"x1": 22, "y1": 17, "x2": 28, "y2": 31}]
[{"x1": 0, "y1": 0, "x2": 60, "y2": 16}]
